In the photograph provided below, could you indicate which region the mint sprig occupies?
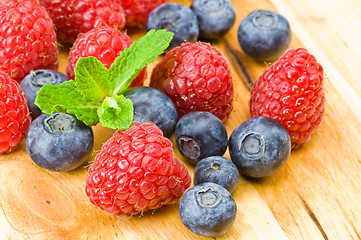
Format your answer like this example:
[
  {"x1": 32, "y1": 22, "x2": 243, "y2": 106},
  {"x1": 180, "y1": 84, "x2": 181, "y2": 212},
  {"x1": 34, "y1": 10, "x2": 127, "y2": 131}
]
[{"x1": 35, "y1": 29, "x2": 174, "y2": 130}]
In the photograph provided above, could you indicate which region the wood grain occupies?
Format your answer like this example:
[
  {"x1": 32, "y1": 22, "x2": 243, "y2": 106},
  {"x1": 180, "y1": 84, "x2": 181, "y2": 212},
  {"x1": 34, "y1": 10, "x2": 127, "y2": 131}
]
[{"x1": 1, "y1": 0, "x2": 361, "y2": 239}]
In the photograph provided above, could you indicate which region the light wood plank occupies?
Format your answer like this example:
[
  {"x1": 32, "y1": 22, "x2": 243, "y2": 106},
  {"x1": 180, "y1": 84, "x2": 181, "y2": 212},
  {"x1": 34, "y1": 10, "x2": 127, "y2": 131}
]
[{"x1": 1, "y1": 0, "x2": 361, "y2": 239}]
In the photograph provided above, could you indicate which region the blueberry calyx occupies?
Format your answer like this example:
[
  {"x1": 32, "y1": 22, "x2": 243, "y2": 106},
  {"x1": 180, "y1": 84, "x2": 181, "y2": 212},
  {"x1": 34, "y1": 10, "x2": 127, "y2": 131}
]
[
  {"x1": 197, "y1": 188, "x2": 221, "y2": 207},
  {"x1": 201, "y1": 0, "x2": 224, "y2": 12},
  {"x1": 241, "y1": 133, "x2": 265, "y2": 158},
  {"x1": 252, "y1": 11, "x2": 278, "y2": 29},
  {"x1": 31, "y1": 70, "x2": 58, "y2": 86},
  {"x1": 159, "y1": 20, "x2": 174, "y2": 31},
  {"x1": 44, "y1": 113, "x2": 75, "y2": 134},
  {"x1": 212, "y1": 163, "x2": 220, "y2": 169},
  {"x1": 178, "y1": 136, "x2": 201, "y2": 160}
]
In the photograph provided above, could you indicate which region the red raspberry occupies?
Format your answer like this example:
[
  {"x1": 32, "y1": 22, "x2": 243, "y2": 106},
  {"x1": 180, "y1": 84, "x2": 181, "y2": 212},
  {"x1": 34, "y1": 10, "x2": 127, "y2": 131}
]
[
  {"x1": 120, "y1": 0, "x2": 168, "y2": 28},
  {"x1": 150, "y1": 42, "x2": 234, "y2": 122},
  {"x1": 0, "y1": 72, "x2": 32, "y2": 155},
  {"x1": 39, "y1": 0, "x2": 126, "y2": 44},
  {"x1": 66, "y1": 26, "x2": 146, "y2": 87},
  {"x1": 85, "y1": 122, "x2": 191, "y2": 216},
  {"x1": 0, "y1": 0, "x2": 58, "y2": 82},
  {"x1": 250, "y1": 48, "x2": 325, "y2": 149}
]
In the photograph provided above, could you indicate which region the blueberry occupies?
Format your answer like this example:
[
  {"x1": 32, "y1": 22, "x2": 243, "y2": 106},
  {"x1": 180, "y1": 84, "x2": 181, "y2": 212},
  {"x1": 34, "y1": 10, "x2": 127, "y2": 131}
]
[
  {"x1": 229, "y1": 116, "x2": 291, "y2": 178},
  {"x1": 20, "y1": 69, "x2": 69, "y2": 119},
  {"x1": 179, "y1": 182, "x2": 237, "y2": 237},
  {"x1": 175, "y1": 111, "x2": 228, "y2": 165},
  {"x1": 25, "y1": 113, "x2": 94, "y2": 172},
  {"x1": 146, "y1": 3, "x2": 199, "y2": 51},
  {"x1": 191, "y1": 0, "x2": 235, "y2": 41},
  {"x1": 237, "y1": 10, "x2": 291, "y2": 61},
  {"x1": 194, "y1": 156, "x2": 239, "y2": 193},
  {"x1": 123, "y1": 86, "x2": 178, "y2": 138}
]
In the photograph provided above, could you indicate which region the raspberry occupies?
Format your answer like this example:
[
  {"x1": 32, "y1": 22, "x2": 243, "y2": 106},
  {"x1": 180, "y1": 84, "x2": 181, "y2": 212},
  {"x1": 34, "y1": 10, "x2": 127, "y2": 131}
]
[
  {"x1": 0, "y1": 0, "x2": 58, "y2": 82},
  {"x1": 150, "y1": 42, "x2": 234, "y2": 122},
  {"x1": 249, "y1": 48, "x2": 325, "y2": 149},
  {"x1": 66, "y1": 26, "x2": 146, "y2": 87},
  {"x1": 120, "y1": 0, "x2": 168, "y2": 28},
  {"x1": 85, "y1": 122, "x2": 191, "y2": 216},
  {"x1": 0, "y1": 72, "x2": 31, "y2": 155},
  {"x1": 39, "y1": 0, "x2": 126, "y2": 44}
]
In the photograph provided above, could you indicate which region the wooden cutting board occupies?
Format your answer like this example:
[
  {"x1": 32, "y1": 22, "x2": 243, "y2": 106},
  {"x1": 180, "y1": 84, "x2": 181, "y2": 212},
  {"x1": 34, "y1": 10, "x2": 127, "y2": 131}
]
[{"x1": 1, "y1": 0, "x2": 361, "y2": 239}]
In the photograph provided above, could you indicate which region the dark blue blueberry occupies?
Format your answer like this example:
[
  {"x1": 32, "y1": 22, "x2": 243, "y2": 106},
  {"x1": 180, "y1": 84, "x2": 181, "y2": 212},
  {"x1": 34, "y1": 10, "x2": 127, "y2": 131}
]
[
  {"x1": 194, "y1": 156, "x2": 239, "y2": 193},
  {"x1": 191, "y1": 0, "x2": 235, "y2": 41},
  {"x1": 20, "y1": 69, "x2": 69, "y2": 119},
  {"x1": 146, "y1": 3, "x2": 199, "y2": 51},
  {"x1": 175, "y1": 111, "x2": 228, "y2": 165},
  {"x1": 123, "y1": 86, "x2": 178, "y2": 138},
  {"x1": 229, "y1": 116, "x2": 291, "y2": 178},
  {"x1": 237, "y1": 10, "x2": 291, "y2": 61},
  {"x1": 179, "y1": 182, "x2": 237, "y2": 237},
  {"x1": 25, "y1": 113, "x2": 94, "y2": 172}
]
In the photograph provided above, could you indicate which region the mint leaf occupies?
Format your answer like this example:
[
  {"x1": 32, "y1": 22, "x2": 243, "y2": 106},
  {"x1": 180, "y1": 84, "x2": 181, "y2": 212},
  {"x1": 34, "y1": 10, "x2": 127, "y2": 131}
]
[
  {"x1": 109, "y1": 29, "x2": 174, "y2": 95},
  {"x1": 35, "y1": 81, "x2": 101, "y2": 126},
  {"x1": 97, "y1": 95, "x2": 133, "y2": 130},
  {"x1": 74, "y1": 56, "x2": 110, "y2": 101},
  {"x1": 35, "y1": 29, "x2": 173, "y2": 130}
]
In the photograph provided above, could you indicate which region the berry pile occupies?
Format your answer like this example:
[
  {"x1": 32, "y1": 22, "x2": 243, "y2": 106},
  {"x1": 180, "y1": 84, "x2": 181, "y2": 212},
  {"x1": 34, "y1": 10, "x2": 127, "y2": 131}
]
[{"x1": 0, "y1": 0, "x2": 328, "y2": 238}]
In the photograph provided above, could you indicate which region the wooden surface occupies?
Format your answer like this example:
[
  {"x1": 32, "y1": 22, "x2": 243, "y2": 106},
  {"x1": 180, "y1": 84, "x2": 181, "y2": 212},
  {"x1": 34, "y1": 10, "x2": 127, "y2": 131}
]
[{"x1": 1, "y1": 0, "x2": 361, "y2": 239}]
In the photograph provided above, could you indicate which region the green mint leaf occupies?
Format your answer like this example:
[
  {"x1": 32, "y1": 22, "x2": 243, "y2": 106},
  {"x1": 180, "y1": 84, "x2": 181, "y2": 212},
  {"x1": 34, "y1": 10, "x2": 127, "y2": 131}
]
[
  {"x1": 109, "y1": 29, "x2": 174, "y2": 95},
  {"x1": 74, "y1": 56, "x2": 110, "y2": 101},
  {"x1": 35, "y1": 29, "x2": 173, "y2": 130},
  {"x1": 35, "y1": 81, "x2": 101, "y2": 126},
  {"x1": 97, "y1": 95, "x2": 133, "y2": 130}
]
